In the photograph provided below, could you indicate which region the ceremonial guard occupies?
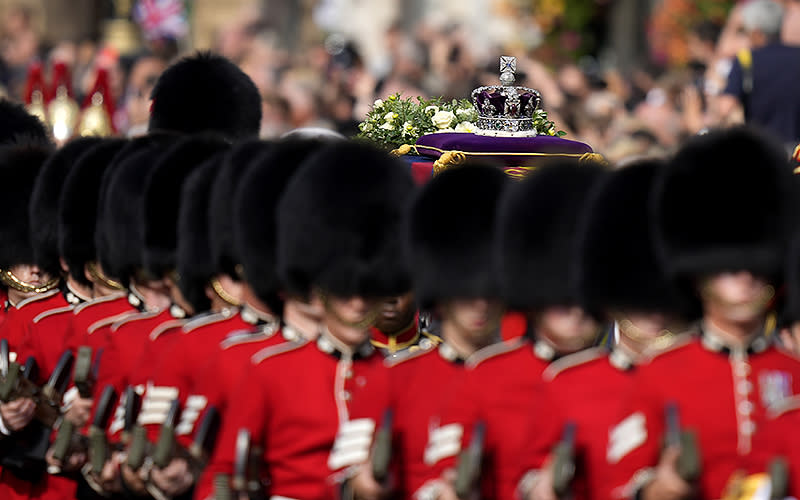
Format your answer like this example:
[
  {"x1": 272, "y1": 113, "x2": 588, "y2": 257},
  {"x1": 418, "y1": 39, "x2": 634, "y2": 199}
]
[
  {"x1": 352, "y1": 164, "x2": 508, "y2": 499},
  {"x1": 416, "y1": 160, "x2": 605, "y2": 500},
  {"x1": 606, "y1": 128, "x2": 800, "y2": 500},
  {"x1": 517, "y1": 160, "x2": 696, "y2": 500},
  {"x1": 198, "y1": 141, "x2": 414, "y2": 500}
]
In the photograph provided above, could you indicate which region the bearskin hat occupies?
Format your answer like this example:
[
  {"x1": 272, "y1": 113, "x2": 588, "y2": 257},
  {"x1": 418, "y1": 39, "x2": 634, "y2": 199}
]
[
  {"x1": 0, "y1": 99, "x2": 49, "y2": 145},
  {"x1": 142, "y1": 134, "x2": 229, "y2": 279},
  {"x1": 0, "y1": 141, "x2": 55, "y2": 270},
  {"x1": 59, "y1": 139, "x2": 127, "y2": 287},
  {"x1": 176, "y1": 154, "x2": 226, "y2": 313},
  {"x1": 148, "y1": 52, "x2": 261, "y2": 139},
  {"x1": 235, "y1": 137, "x2": 335, "y2": 311},
  {"x1": 277, "y1": 141, "x2": 415, "y2": 299},
  {"x1": 495, "y1": 160, "x2": 606, "y2": 310},
  {"x1": 29, "y1": 137, "x2": 102, "y2": 276},
  {"x1": 210, "y1": 140, "x2": 274, "y2": 279},
  {"x1": 406, "y1": 164, "x2": 507, "y2": 308},
  {"x1": 654, "y1": 127, "x2": 791, "y2": 282},
  {"x1": 577, "y1": 160, "x2": 693, "y2": 316},
  {"x1": 99, "y1": 136, "x2": 177, "y2": 284}
]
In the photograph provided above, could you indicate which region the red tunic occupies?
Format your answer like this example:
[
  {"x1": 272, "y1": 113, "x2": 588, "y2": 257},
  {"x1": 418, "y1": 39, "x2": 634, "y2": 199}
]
[
  {"x1": 383, "y1": 342, "x2": 467, "y2": 498},
  {"x1": 522, "y1": 346, "x2": 638, "y2": 500},
  {"x1": 62, "y1": 291, "x2": 138, "y2": 357},
  {"x1": 196, "y1": 334, "x2": 388, "y2": 500},
  {"x1": 417, "y1": 338, "x2": 553, "y2": 500},
  {"x1": 0, "y1": 290, "x2": 67, "y2": 368},
  {"x1": 606, "y1": 328, "x2": 800, "y2": 500},
  {"x1": 763, "y1": 396, "x2": 800, "y2": 496}
]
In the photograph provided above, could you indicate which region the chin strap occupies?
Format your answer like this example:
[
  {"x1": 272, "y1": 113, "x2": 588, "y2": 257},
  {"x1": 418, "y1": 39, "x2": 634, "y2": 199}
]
[
  {"x1": 87, "y1": 261, "x2": 124, "y2": 291},
  {"x1": 0, "y1": 269, "x2": 61, "y2": 294},
  {"x1": 211, "y1": 278, "x2": 241, "y2": 307}
]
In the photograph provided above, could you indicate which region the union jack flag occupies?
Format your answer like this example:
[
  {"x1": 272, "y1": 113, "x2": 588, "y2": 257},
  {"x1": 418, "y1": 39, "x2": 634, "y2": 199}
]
[{"x1": 133, "y1": 0, "x2": 188, "y2": 41}]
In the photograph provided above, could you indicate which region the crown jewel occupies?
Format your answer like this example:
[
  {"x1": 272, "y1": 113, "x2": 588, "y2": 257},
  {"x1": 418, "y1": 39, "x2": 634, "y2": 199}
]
[{"x1": 472, "y1": 56, "x2": 542, "y2": 137}]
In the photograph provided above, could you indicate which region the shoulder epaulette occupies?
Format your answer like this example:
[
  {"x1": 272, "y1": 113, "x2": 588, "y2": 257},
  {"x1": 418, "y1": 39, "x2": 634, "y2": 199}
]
[
  {"x1": 466, "y1": 337, "x2": 526, "y2": 369},
  {"x1": 220, "y1": 328, "x2": 274, "y2": 349},
  {"x1": 73, "y1": 292, "x2": 126, "y2": 314},
  {"x1": 110, "y1": 310, "x2": 161, "y2": 332},
  {"x1": 251, "y1": 339, "x2": 308, "y2": 365},
  {"x1": 543, "y1": 346, "x2": 608, "y2": 382},
  {"x1": 149, "y1": 319, "x2": 187, "y2": 341},
  {"x1": 183, "y1": 309, "x2": 236, "y2": 333},
  {"x1": 87, "y1": 311, "x2": 137, "y2": 334},
  {"x1": 15, "y1": 289, "x2": 58, "y2": 309},
  {"x1": 32, "y1": 305, "x2": 74, "y2": 324},
  {"x1": 385, "y1": 342, "x2": 436, "y2": 367},
  {"x1": 768, "y1": 394, "x2": 800, "y2": 419}
]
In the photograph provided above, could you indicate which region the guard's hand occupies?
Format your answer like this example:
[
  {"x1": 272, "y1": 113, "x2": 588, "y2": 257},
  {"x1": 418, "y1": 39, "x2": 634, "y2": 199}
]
[
  {"x1": 150, "y1": 457, "x2": 194, "y2": 497},
  {"x1": 0, "y1": 397, "x2": 35, "y2": 431},
  {"x1": 46, "y1": 446, "x2": 87, "y2": 473},
  {"x1": 120, "y1": 462, "x2": 148, "y2": 496},
  {"x1": 64, "y1": 396, "x2": 93, "y2": 427},
  {"x1": 351, "y1": 463, "x2": 392, "y2": 500},
  {"x1": 437, "y1": 468, "x2": 460, "y2": 500},
  {"x1": 641, "y1": 446, "x2": 692, "y2": 500},
  {"x1": 97, "y1": 452, "x2": 125, "y2": 493},
  {"x1": 526, "y1": 461, "x2": 557, "y2": 500}
]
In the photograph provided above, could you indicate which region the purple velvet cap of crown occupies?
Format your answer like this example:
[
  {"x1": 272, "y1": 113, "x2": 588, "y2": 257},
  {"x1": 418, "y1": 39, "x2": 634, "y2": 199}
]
[{"x1": 415, "y1": 132, "x2": 593, "y2": 166}]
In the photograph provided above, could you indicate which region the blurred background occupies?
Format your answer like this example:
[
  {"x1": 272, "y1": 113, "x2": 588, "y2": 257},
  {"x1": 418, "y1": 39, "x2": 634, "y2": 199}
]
[{"x1": 2, "y1": 0, "x2": 798, "y2": 161}]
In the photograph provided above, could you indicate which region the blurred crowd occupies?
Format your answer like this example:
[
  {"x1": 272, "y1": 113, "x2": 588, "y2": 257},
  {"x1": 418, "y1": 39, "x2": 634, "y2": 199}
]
[{"x1": 0, "y1": 0, "x2": 799, "y2": 163}]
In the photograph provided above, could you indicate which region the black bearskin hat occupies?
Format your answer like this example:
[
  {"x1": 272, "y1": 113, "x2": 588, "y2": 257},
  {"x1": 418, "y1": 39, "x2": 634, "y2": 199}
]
[
  {"x1": 29, "y1": 137, "x2": 102, "y2": 276},
  {"x1": 277, "y1": 141, "x2": 415, "y2": 298},
  {"x1": 176, "y1": 154, "x2": 226, "y2": 313},
  {"x1": 654, "y1": 127, "x2": 791, "y2": 282},
  {"x1": 235, "y1": 137, "x2": 335, "y2": 311},
  {"x1": 577, "y1": 160, "x2": 692, "y2": 316},
  {"x1": 59, "y1": 139, "x2": 127, "y2": 287},
  {"x1": 495, "y1": 160, "x2": 606, "y2": 310},
  {"x1": 0, "y1": 99, "x2": 49, "y2": 145},
  {"x1": 141, "y1": 134, "x2": 229, "y2": 279},
  {"x1": 210, "y1": 140, "x2": 274, "y2": 279},
  {"x1": 0, "y1": 141, "x2": 55, "y2": 270},
  {"x1": 148, "y1": 52, "x2": 261, "y2": 139},
  {"x1": 406, "y1": 164, "x2": 507, "y2": 308}
]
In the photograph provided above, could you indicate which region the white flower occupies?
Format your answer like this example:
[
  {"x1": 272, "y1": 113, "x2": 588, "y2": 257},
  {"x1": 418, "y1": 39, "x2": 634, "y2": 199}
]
[
  {"x1": 374, "y1": 99, "x2": 384, "y2": 108},
  {"x1": 380, "y1": 122, "x2": 394, "y2": 130},
  {"x1": 456, "y1": 107, "x2": 471, "y2": 116},
  {"x1": 431, "y1": 110, "x2": 456, "y2": 130},
  {"x1": 424, "y1": 105, "x2": 440, "y2": 115},
  {"x1": 402, "y1": 121, "x2": 417, "y2": 137},
  {"x1": 455, "y1": 121, "x2": 476, "y2": 133},
  {"x1": 384, "y1": 112, "x2": 398, "y2": 122}
]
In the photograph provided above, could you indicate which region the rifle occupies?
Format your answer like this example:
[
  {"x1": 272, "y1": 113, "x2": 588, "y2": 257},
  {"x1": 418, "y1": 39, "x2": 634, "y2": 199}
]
[
  {"x1": 74, "y1": 346, "x2": 101, "y2": 399},
  {"x1": 0, "y1": 351, "x2": 72, "y2": 427},
  {"x1": 371, "y1": 408, "x2": 393, "y2": 484},
  {"x1": 768, "y1": 457, "x2": 789, "y2": 500},
  {"x1": 551, "y1": 421, "x2": 577, "y2": 499},
  {"x1": 232, "y1": 428, "x2": 267, "y2": 500},
  {"x1": 454, "y1": 420, "x2": 486, "y2": 500},
  {"x1": 664, "y1": 401, "x2": 700, "y2": 482}
]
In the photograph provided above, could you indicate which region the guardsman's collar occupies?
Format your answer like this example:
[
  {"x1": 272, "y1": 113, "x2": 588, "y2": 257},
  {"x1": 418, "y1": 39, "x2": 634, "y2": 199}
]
[
  {"x1": 533, "y1": 339, "x2": 559, "y2": 362},
  {"x1": 241, "y1": 303, "x2": 277, "y2": 326},
  {"x1": 127, "y1": 283, "x2": 146, "y2": 311},
  {"x1": 64, "y1": 281, "x2": 91, "y2": 305},
  {"x1": 317, "y1": 327, "x2": 375, "y2": 360},
  {"x1": 438, "y1": 342, "x2": 467, "y2": 364},
  {"x1": 700, "y1": 320, "x2": 770, "y2": 356},
  {"x1": 370, "y1": 316, "x2": 420, "y2": 353}
]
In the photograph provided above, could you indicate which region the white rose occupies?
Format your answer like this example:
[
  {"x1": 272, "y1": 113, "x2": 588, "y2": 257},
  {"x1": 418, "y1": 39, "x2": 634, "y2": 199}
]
[
  {"x1": 374, "y1": 99, "x2": 384, "y2": 108},
  {"x1": 380, "y1": 122, "x2": 394, "y2": 130},
  {"x1": 384, "y1": 112, "x2": 398, "y2": 122},
  {"x1": 456, "y1": 107, "x2": 471, "y2": 115},
  {"x1": 431, "y1": 110, "x2": 456, "y2": 130},
  {"x1": 455, "y1": 121, "x2": 476, "y2": 133},
  {"x1": 424, "y1": 105, "x2": 440, "y2": 115}
]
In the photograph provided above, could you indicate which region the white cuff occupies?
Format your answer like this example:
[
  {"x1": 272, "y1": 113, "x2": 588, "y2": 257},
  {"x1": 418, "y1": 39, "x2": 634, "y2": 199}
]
[
  {"x1": 414, "y1": 479, "x2": 445, "y2": 500},
  {"x1": 517, "y1": 469, "x2": 541, "y2": 499},
  {"x1": 0, "y1": 411, "x2": 12, "y2": 436}
]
